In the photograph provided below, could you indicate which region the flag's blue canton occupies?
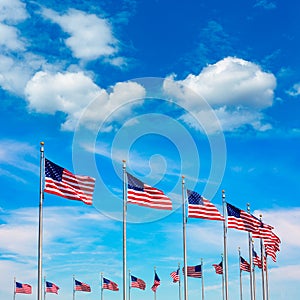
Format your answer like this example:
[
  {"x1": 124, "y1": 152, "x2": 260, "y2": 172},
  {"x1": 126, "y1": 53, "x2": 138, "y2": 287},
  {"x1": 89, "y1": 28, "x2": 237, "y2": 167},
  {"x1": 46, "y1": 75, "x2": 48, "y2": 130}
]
[
  {"x1": 103, "y1": 278, "x2": 110, "y2": 284},
  {"x1": 227, "y1": 203, "x2": 241, "y2": 218},
  {"x1": 154, "y1": 273, "x2": 160, "y2": 281},
  {"x1": 195, "y1": 265, "x2": 202, "y2": 272},
  {"x1": 75, "y1": 280, "x2": 82, "y2": 286},
  {"x1": 241, "y1": 257, "x2": 247, "y2": 263},
  {"x1": 16, "y1": 282, "x2": 23, "y2": 288},
  {"x1": 131, "y1": 276, "x2": 138, "y2": 282},
  {"x1": 253, "y1": 250, "x2": 258, "y2": 257},
  {"x1": 127, "y1": 173, "x2": 144, "y2": 191},
  {"x1": 46, "y1": 282, "x2": 53, "y2": 288},
  {"x1": 187, "y1": 190, "x2": 204, "y2": 205},
  {"x1": 45, "y1": 158, "x2": 64, "y2": 181}
]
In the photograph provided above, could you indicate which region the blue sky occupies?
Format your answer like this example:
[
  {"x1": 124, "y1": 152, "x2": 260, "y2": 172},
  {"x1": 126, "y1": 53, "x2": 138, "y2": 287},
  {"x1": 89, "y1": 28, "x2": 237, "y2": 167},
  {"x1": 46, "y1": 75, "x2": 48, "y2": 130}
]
[{"x1": 0, "y1": 0, "x2": 300, "y2": 299}]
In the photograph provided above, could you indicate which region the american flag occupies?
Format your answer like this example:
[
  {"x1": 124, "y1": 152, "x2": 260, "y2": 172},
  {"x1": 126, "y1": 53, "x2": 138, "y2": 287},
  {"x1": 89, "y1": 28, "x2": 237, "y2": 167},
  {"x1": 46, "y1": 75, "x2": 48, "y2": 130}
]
[
  {"x1": 74, "y1": 280, "x2": 91, "y2": 292},
  {"x1": 170, "y1": 268, "x2": 180, "y2": 283},
  {"x1": 131, "y1": 275, "x2": 146, "y2": 290},
  {"x1": 44, "y1": 158, "x2": 95, "y2": 205},
  {"x1": 15, "y1": 282, "x2": 32, "y2": 294},
  {"x1": 226, "y1": 203, "x2": 260, "y2": 233},
  {"x1": 264, "y1": 231, "x2": 281, "y2": 262},
  {"x1": 151, "y1": 272, "x2": 160, "y2": 292},
  {"x1": 252, "y1": 221, "x2": 274, "y2": 239},
  {"x1": 240, "y1": 257, "x2": 251, "y2": 272},
  {"x1": 212, "y1": 261, "x2": 223, "y2": 275},
  {"x1": 253, "y1": 250, "x2": 266, "y2": 270},
  {"x1": 127, "y1": 173, "x2": 172, "y2": 210},
  {"x1": 102, "y1": 278, "x2": 119, "y2": 291},
  {"x1": 46, "y1": 281, "x2": 60, "y2": 294},
  {"x1": 187, "y1": 190, "x2": 224, "y2": 221},
  {"x1": 183, "y1": 265, "x2": 202, "y2": 278}
]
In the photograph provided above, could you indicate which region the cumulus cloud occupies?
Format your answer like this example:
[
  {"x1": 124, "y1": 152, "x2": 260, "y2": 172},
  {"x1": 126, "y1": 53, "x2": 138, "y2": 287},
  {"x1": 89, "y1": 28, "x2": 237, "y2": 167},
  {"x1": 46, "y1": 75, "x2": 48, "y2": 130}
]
[
  {"x1": 42, "y1": 8, "x2": 121, "y2": 62},
  {"x1": 163, "y1": 57, "x2": 276, "y2": 133},
  {"x1": 24, "y1": 71, "x2": 146, "y2": 131}
]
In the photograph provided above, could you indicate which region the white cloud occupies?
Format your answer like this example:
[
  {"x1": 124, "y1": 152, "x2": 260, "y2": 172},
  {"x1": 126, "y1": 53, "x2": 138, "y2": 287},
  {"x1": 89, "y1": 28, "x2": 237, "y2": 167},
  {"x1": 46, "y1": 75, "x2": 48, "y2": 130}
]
[
  {"x1": 0, "y1": 23, "x2": 25, "y2": 51},
  {"x1": 42, "y1": 8, "x2": 121, "y2": 62},
  {"x1": 0, "y1": 0, "x2": 28, "y2": 24},
  {"x1": 163, "y1": 57, "x2": 276, "y2": 133},
  {"x1": 287, "y1": 82, "x2": 300, "y2": 97},
  {"x1": 25, "y1": 71, "x2": 146, "y2": 131},
  {"x1": 0, "y1": 53, "x2": 45, "y2": 95}
]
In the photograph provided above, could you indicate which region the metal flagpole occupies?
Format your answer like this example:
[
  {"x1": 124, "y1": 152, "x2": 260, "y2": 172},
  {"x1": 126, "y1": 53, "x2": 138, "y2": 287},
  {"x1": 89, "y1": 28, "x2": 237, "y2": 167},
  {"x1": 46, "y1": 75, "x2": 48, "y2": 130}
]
[
  {"x1": 252, "y1": 248, "x2": 256, "y2": 300},
  {"x1": 221, "y1": 254, "x2": 225, "y2": 300},
  {"x1": 222, "y1": 190, "x2": 229, "y2": 300},
  {"x1": 38, "y1": 141, "x2": 45, "y2": 300},
  {"x1": 181, "y1": 176, "x2": 188, "y2": 300},
  {"x1": 13, "y1": 277, "x2": 16, "y2": 300},
  {"x1": 178, "y1": 262, "x2": 182, "y2": 300},
  {"x1": 73, "y1": 275, "x2": 75, "y2": 300},
  {"x1": 128, "y1": 270, "x2": 131, "y2": 300},
  {"x1": 122, "y1": 160, "x2": 127, "y2": 300},
  {"x1": 238, "y1": 247, "x2": 243, "y2": 300},
  {"x1": 247, "y1": 204, "x2": 254, "y2": 300},
  {"x1": 201, "y1": 258, "x2": 204, "y2": 300},
  {"x1": 259, "y1": 215, "x2": 266, "y2": 300},
  {"x1": 100, "y1": 273, "x2": 104, "y2": 300}
]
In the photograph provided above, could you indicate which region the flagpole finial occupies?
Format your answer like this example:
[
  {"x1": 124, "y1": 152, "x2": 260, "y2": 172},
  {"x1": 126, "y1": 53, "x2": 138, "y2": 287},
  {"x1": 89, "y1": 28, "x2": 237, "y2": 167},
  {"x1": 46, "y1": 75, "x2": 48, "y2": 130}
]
[
  {"x1": 40, "y1": 141, "x2": 44, "y2": 146},
  {"x1": 222, "y1": 190, "x2": 225, "y2": 197}
]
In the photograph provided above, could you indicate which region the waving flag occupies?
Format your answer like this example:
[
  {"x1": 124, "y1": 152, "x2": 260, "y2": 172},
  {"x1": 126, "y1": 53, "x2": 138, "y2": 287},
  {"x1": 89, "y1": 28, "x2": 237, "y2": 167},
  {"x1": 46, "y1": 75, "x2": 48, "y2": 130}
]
[
  {"x1": 15, "y1": 282, "x2": 32, "y2": 294},
  {"x1": 170, "y1": 268, "x2": 180, "y2": 283},
  {"x1": 44, "y1": 158, "x2": 95, "y2": 205},
  {"x1": 183, "y1": 265, "x2": 202, "y2": 278},
  {"x1": 212, "y1": 261, "x2": 223, "y2": 275},
  {"x1": 127, "y1": 173, "x2": 172, "y2": 210},
  {"x1": 226, "y1": 203, "x2": 260, "y2": 232},
  {"x1": 131, "y1": 275, "x2": 146, "y2": 290},
  {"x1": 102, "y1": 278, "x2": 119, "y2": 291},
  {"x1": 75, "y1": 280, "x2": 91, "y2": 292},
  {"x1": 240, "y1": 257, "x2": 251, "y2": 272},
  {"x1": 264, "y1": 231, "x2": 281, "y2": 262},
  {"x1": 151, "y1": 272, "x2": 161, "y2": 292},
  {"x1": 253, "y1": 250, "x2": 265, "y2": 269},
  {"x1": 252, "y1": 221, "x2": 274, "y2": 239},
  {"x1": 46, "y1": 281, "x2": 60, "y2": 294},
  {"x1": 187, "y1": 190, "x2": 224, "y2": 221}
]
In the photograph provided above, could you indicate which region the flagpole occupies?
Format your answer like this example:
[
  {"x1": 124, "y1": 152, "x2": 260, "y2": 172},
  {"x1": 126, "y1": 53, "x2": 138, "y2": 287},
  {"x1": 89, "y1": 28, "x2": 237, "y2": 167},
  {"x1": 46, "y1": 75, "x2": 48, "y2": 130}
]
[
  {"x1": 73, "y1": 275, "x2": 75, "y2": 300},
  {"x1": 221, "y1": 254, "x2": 225, "y2": 300},
  {"x1": 238, "y1": 247, "x2": 243, "y2": 300},
  {"x1": 128, "y1": 270, "x2": 131, "y2": 300},
  {"x1": 247, "y1": 204, "x2": 254, "y2": 300},
  {"x1": 222, "y1": 190, "x2": 229, "y2": 300},
  {"x1": 38, "y1": 141, "x2": 45, "y2": 300},
  {"x1": 178, "y1": 262, "x2": 182, "y2": 300},
  {"x1": 13, "y1": 277, "x2": 16, "y2": 300},
  {"x1": 100, "y1": 273, "x2": 104, "y2": 300},
  {"x1": 181, "y1": 176, "x2": 188, "y2": 300},
  {"x1": 201, "y1": 258, "x2": 204, "y2": 300},
  {"x1": 259, "y1": 215, "x2": 266, "y2": 300},
  {"x1": 252, "y1": 241, "x2": 256, "y2": 300},
  {"x1": 122, "y1": 160, "x2": 127, "y2": 300}
]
